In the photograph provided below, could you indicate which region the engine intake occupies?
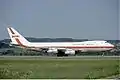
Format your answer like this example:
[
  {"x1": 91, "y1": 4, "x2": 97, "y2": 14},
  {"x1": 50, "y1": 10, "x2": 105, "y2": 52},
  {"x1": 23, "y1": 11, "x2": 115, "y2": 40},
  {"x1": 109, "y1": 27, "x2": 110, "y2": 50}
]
[
  {"x1": 65, "y1": 49, "x2": 75, "y2": 54},
  {"x1": 47, "y1": 48, "x2": 58, "y2": 53}
]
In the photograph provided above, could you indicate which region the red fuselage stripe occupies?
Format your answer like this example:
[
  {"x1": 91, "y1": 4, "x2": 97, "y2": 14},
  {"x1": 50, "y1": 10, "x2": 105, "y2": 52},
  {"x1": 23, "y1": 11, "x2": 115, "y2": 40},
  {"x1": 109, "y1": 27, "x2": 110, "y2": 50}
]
[
  {"x1": 29, "y1": 46, "x2": 114, "y2": 49},
  {"x1": 59, "y1": 46, "x2": 114, "y2": 48}
]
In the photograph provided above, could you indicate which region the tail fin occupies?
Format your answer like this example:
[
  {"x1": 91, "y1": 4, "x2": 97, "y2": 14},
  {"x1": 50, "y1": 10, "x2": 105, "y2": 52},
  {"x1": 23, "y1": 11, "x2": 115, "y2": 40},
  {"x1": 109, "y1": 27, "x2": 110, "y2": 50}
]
[{"x1": 7, "y1": 27, "x2": 29, "y2": 47}]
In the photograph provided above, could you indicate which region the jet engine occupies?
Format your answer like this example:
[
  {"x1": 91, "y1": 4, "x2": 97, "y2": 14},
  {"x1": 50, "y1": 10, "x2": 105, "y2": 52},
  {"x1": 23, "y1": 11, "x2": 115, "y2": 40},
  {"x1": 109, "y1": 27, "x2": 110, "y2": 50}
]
[
  {"x1": 65, "y1": 49, "x2": 75, "y2": 54},
  {"x1": 47, "y1": 48, "x2": 58, "y2": 53}
]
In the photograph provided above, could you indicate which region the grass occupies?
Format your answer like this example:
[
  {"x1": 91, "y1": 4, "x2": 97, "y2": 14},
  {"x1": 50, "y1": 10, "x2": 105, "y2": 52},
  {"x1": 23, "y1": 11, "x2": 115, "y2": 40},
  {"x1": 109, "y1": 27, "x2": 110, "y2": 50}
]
[{"x1": 0, "y1": 59, "x2": 119, "y2": 79}]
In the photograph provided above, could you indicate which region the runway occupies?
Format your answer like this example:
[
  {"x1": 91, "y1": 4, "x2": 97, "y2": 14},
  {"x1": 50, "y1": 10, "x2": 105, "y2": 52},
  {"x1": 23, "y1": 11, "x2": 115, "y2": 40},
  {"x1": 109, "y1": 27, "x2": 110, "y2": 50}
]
[{"x1": 0, "y1": 56, "x2": 119, "y2": 60}]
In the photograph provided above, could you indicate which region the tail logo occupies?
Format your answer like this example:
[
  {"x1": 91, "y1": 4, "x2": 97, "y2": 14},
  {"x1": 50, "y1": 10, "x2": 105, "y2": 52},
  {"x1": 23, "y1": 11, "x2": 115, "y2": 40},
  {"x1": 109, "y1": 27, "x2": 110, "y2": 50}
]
[
  {"x1": 8, "y1": 28, "x2": 20, "y2": 38},
  {"x1": 9, "y1": 27, "x2": 15, "y2": 34}
]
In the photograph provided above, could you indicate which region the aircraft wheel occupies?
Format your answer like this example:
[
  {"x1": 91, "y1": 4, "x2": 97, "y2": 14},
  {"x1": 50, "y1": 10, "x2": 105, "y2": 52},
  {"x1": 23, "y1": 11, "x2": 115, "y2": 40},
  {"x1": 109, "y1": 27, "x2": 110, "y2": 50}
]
[{"x1": 57, "y1": 50, "x2": 65, "y2": 57}]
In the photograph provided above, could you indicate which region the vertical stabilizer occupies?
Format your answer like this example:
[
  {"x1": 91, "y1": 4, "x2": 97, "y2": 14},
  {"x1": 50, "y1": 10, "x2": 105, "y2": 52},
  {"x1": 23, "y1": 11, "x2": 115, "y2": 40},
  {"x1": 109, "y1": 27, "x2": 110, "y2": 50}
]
[{"x1": 7, "y1": 27, "x2": 29, "y2": 47}]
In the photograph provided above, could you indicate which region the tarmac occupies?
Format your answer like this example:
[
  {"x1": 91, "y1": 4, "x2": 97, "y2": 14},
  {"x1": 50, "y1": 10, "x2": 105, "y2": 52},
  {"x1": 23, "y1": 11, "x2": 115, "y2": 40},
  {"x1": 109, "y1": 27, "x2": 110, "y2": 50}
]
[{"x1": 0, "y1": 55, "x2": 119, "y2": 60}]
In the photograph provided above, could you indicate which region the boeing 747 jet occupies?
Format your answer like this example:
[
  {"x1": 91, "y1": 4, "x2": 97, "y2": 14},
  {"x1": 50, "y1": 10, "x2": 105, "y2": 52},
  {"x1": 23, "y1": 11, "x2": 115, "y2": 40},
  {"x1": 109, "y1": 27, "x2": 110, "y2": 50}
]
[{"x1": 7, "y1": 27, "x2": 114, "y2": 56}]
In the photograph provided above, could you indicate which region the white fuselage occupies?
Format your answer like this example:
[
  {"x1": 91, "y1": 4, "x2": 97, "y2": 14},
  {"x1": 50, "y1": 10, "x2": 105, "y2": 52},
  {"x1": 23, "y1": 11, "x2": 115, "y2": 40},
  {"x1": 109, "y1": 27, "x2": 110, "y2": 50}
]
[{"x1": 25, "y1": 40, "x2": 114, "y2": 52}]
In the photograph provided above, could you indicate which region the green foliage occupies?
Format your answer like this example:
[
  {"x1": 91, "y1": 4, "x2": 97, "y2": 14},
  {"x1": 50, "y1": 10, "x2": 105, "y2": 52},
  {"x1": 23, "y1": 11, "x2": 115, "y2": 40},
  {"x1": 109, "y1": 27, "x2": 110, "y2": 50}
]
[
  {"x1": 0, "y1": 68, "x2": 32, "y2": 79},
  {"x1": 0, "y1": 59, "x2": 119, "y2": 79},
  {"x1": 84, "y1": 64, "x2": 120, "y2": 79}
]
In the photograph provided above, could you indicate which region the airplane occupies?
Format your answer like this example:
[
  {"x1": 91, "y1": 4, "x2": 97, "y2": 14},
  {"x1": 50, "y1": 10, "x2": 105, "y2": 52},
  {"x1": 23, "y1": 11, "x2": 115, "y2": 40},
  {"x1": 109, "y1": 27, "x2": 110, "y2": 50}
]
[{"x1": 7, "y1": 27, "x2": 115, "y2": 56}]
